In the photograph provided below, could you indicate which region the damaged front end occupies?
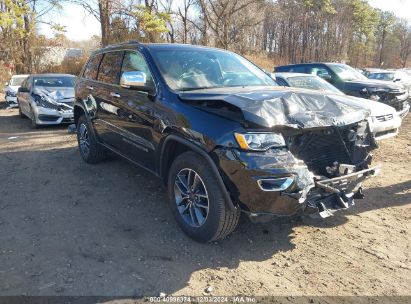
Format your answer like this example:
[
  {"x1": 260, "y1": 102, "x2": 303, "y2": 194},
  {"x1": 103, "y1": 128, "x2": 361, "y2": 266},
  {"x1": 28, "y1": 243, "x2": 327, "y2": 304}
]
[
  {"x1": 181, "y1": 88, "x2": 381, "y2": 220},
  {"x1": 215, "y1": 122, "x2": 380, "y2": 221},
  {"x1": 284, "y1": 120, "x2": 380, "y2": 218},
  {"x1": 33, "y1": 88, "x2": 74, "y2": 124}
]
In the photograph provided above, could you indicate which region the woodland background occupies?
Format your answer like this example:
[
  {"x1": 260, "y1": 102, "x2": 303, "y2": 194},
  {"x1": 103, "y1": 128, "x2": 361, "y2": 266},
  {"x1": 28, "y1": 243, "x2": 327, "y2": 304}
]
[{"x1": 1, "y1": 0, "x2": 411, "y2": 80}]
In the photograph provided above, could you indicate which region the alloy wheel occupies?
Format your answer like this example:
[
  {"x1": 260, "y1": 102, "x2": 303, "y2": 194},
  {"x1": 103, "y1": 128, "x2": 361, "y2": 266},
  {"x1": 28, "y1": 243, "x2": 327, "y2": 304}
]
[
  {"x1": 79, "y1": 123, "x2": 90, "y2": 157},
  {"x1": 174, "y1": 168, "x2": 209, "y2": 227}
]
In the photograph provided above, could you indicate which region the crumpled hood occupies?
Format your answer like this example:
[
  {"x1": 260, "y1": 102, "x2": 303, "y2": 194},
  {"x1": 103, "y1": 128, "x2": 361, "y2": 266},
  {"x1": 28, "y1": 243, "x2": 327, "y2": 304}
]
[
  {"x1": 33, "y1": 86, "x2": 75, "y2": 102},
  {"x1": 179, "y1": 87, "x2": 371, "y2": 129}
]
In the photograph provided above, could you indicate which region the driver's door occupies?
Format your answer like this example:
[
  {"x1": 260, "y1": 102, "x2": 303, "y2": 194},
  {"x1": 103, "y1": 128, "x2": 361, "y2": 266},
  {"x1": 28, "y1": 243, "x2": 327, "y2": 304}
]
[
  {"x1": 114, "y1": 50, "x2": 157, "y2": 171},
  {"x1": 18, "y1": 76, "x2": 33, "y2": 115}
]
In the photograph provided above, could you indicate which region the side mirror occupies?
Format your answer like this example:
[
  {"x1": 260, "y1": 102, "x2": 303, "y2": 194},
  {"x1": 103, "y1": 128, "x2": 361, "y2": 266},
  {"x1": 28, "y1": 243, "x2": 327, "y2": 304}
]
[
  {"x1": 4, "y1": 82, "x2": 8, "y2": 86},
  {"x1": 120, "y1": 71, "x2": 149, "y2": 91},
  {"x1": 18, "y1": 87, "x2": 30, "y2": 93},
  {"x1": 394, "y1": 78, "x2": 401, "y2": 82}
]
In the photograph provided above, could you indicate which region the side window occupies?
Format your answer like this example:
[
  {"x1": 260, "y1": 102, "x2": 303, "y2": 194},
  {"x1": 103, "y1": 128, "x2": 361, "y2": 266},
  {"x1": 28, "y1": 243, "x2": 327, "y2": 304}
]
[
  {"x1": 21, "y1": 78, "x2": 28, "y2": 88},
  {"x1": 289, "y1": 66, "x2": 306, "y2": 73},
  {"x1": 83, "y1": 54, "x2": 102, "y2": 80},
  {"x1": 121, "y1": 51, "x2": 153, "y2": 85},
  {"x1": 276, "y1": 78, "x2": 288, "y2": 86},
  {"x1": 308, "y1": 66, "x2": 330, "y2": 78},
  {"x1": 97, "y1": 52, "x2": 123, "y2": 84}
]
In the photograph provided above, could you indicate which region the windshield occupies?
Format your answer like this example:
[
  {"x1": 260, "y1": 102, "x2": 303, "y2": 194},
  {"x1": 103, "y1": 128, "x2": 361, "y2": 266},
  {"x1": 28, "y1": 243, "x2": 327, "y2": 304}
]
[
  {"x1": 328, "y1": 64, "x2": 367, "y2": 81},
  {"x1": 34, "y1": 77, "x2": 75, "y2": 88},
  {"x1": 10, "y1": 76, "x2": 27, "y2": 86},
  {"x1": 286, "y1": 75, "x2": 343, "y2": 94},
  {"x1": 368, "y1": 72, "x2": 395, "y2": 81},
  {"x1": 151, "y1": 48, "x2": 276, "y2": 91}
]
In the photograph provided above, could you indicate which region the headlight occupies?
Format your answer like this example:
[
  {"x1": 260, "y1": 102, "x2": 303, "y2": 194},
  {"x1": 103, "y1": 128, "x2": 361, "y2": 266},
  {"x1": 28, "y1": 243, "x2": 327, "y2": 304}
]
[
  {"x1": 369, "y1": 94, "x2": 380, "y2": 101},
  {"x1": 234, "y1": 132, "x2": 285, "y2": 151},
  {"x1": 6, "y1": 91, "x2": 16, "y2": 97}
]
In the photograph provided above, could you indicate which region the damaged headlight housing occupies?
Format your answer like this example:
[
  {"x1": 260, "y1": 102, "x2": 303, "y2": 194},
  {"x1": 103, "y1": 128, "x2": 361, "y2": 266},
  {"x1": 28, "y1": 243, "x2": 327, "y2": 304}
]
[
  {"x1": 234, "y1": 132, "x2": 285, "y2": 151},
  {"x1": 33, "y1": 94, "x2": 59, "y2": 110},
  {"x1": 362, "y1": 87, "x2": 389, "y2": 101}
]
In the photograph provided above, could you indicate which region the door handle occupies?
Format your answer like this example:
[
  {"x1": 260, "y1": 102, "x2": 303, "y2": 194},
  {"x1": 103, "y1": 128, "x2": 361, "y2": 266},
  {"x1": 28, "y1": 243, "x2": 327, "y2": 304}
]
[
  {"x1": 86, "y1": 86, "x2": 94, "y2": 90},
  {"x1": 110, "y1": 92, "x2": 121, "y2": 98}
]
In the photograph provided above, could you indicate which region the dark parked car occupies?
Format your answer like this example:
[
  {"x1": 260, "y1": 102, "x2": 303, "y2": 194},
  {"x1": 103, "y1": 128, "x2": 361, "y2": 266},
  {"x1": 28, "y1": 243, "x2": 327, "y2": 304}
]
[
  {"x1": 74, "y1": 42, "x2": 380, "y2": 242},
  {"x1": 274, "y1": 63, "x2": 409, "y2": 118}
]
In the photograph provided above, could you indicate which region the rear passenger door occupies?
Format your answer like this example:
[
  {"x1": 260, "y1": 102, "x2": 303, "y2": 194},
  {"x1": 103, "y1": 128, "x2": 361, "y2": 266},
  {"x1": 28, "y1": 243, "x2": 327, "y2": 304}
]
[{"x1": 76, "y1": 52, "x2": 103, "y2": 128}]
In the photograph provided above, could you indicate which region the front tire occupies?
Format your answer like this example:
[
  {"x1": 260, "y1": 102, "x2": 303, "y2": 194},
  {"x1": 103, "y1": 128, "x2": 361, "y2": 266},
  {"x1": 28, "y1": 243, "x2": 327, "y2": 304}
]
[
  {"x1": 76, "y1": 114, "x2": 106, "y2": 163},
  {"x1": 18, "y1": 101, "x2": 25, "y2": 118},
  {"x1": 30, "y1": 107, "x2": 38, "y2": 128},
  {"x1": 167, "y1": 151, "x2": 240, "y2": 242}
]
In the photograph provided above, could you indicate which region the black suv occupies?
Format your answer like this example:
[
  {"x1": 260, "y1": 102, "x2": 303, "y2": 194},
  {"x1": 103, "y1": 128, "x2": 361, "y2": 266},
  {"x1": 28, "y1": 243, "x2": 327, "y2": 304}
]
[
  {"x1": 275, "y1": 63, "x2": 410, "y2": 118},
  {"x1": 74, "y1": 42, "x2": 379, "y2": 242}
]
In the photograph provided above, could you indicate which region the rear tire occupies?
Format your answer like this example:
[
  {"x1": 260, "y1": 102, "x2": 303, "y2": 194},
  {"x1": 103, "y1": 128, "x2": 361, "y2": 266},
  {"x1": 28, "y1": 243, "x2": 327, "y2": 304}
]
[
  {"x1": 76, "y1": 114, "x2": 106, "y2": 163},
  {"x1": 167, "y1": 151, "x2": 240, "y2": 242}
]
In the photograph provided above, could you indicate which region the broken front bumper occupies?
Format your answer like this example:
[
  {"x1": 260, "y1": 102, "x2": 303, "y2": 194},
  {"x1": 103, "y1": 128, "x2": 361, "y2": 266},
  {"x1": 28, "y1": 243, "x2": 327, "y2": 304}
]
[
  {"x1": 33, "y1": 106, "x2": 74, "y2": 125},
  {"x1": 306, "y1": 165, "x2": 381, "y2": 218},
  {"x1": 215, "y1": 148, "x2": 380, "y2": 221}
]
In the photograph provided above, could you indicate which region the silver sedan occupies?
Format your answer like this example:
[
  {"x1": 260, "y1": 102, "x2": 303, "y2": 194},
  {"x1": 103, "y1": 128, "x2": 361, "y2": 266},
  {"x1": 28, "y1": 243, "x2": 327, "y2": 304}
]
[{"x1": 16, "y1": 74, "x2": 75, "y2": 128}]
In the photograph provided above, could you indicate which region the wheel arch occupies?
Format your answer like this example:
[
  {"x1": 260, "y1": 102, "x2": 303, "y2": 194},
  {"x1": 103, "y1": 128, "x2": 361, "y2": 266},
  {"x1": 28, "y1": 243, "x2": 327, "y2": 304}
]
[
  {"x1": 74, "y1": 103, "x2": 86, "y2": 126},
  {"x1": 159, "y1": 134, "x2": 237, "y2": 211}
]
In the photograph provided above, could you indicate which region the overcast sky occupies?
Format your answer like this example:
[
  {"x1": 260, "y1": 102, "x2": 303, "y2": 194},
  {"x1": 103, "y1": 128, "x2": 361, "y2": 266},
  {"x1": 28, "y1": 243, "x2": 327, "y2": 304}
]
[{"x1": 39, "y1": 0, "x2": 411, "y2": 41}]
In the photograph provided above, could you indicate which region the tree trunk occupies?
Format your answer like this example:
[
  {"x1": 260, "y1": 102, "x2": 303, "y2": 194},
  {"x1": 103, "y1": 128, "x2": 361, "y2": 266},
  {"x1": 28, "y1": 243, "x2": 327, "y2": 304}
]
[{"x1": 99, "y1": 0, "x2": 111, "y2": 46}]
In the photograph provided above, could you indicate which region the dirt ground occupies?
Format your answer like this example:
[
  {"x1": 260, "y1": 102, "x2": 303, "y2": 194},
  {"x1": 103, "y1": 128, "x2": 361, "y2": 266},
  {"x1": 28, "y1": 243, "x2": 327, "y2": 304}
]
[{"x1": 0, "y1": 100, "x2": 410, "y2": 299}]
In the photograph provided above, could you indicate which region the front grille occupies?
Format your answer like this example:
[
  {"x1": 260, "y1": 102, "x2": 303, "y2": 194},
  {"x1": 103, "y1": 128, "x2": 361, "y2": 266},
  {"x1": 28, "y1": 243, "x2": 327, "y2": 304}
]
[
  {"x1": 38, "y1": 114, "x2": 59, "y2": 121},
  {"x1": 288, "y1": 128, "x2": 354, "y2": 175},
  {"x1": 375, "y1": 114, "x2": 393, "y2": 122}
]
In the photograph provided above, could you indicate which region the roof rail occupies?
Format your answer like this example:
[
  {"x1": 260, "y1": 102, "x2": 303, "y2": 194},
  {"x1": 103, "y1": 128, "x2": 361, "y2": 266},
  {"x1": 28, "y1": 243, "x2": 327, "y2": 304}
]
[{"x1": 102, "y1": 40, "x2": 141, "y2": 49}]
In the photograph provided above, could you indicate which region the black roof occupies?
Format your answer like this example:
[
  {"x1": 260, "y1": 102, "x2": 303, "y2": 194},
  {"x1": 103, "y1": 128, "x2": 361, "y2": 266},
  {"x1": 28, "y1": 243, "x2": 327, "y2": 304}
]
[{"x1": 93, "y1": 41, "x2": 230, "y2": 54}]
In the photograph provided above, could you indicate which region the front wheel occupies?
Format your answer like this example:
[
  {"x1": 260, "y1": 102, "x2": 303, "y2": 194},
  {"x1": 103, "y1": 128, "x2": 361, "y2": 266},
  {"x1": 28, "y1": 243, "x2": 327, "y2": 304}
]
[
  {"x1": 18, "y1": 100, "x2": 25, "y2": 118},
  {"x1": 167, "y1": 151, "x2": 240, "y2": 242},
  {"x1": 76, "y1": 115, "x2": 106, "y2": 163},
  {"x1": 30, "y1": 107, "x2": 38, "y2": 128}
]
